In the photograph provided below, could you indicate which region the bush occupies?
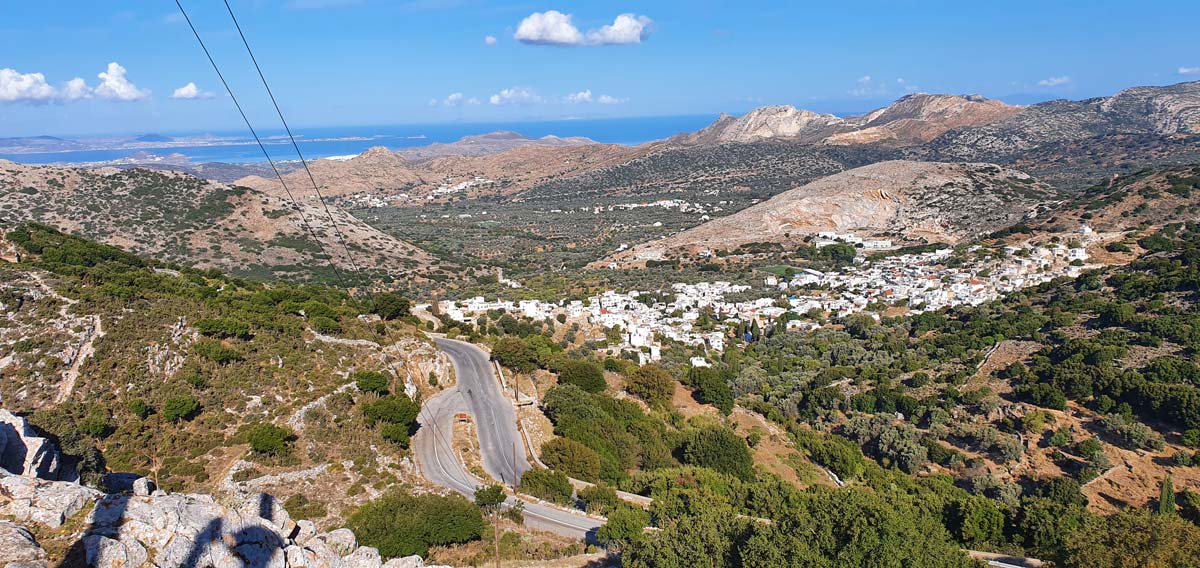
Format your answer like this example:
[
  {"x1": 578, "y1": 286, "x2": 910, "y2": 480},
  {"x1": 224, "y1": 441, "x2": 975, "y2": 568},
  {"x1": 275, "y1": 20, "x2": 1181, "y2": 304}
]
[
  {"x1": 556, "y1": 359, "x2": 606, "y2": 393},
  {"x1": 625, "y1": 365, "x2": 675, "y2": 408},
  {"x1": 283, "y1": 494, "x2": 327, "y2": 520},
  {"x1": 127, "y1": 399, "x2": 153, "y2": 419},
  {"x1": 372, "y1": 293, "x2": 412, "y2": 321},
  {"x1": 518, "y1": 468, "x2": 573, "y2": 505},
  {"x1": 347, "y1": 491, "x2": 483, "y2": 558},
  {"x1": 380, "y1": 423, "x2": 411, "y2": 448},
  {"x1": 246, "y1": 423, "x2": 293, "y2": 456},
  {"x1": 541, "y1": 437, "x2": 602, "y2": 482},
  {"x1": 194, "y1": 317, "x2": 251, "y2": 340},
  {"x1": 681, "y1": 427, "x2": 754, "y2": 481},
  {"x1": 310, "y1": 315, "x2": 342, "y2": 335},
  {"x1": 354, "y1": 370, "x2": 390, "y2": 394},
  {"x1": 192, "y1": 339, "x2": 243, "y2": 364},
  {"x1": 162, "y1": 395, "x2": 200, "y2": 422},
  {"x1": 363, "y1": 394, "x2": 420, "y2": 426},
  {"x1": 950, "y1": 496, "x2": 1003, "y2": 544},
  {"x1": 492, "y1": 337, "x2": 537, "y2": 373},
  {"x1": 597, "y1": 505, "x2": 650, "y2": 547},
  {"x1": 77, "y1": 413, "x2": 112, "y2": 439},
  {"x1": 578, "y1": 483, "x2": 620, "y2": 515}
]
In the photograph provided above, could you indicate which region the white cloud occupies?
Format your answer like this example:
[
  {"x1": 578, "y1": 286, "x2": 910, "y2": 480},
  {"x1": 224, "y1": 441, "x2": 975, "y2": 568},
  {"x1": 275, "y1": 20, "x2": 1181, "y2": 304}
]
[
  {"x1": 61, "y1": 78, "x2": 91, "y2": 101},
  {"x1": 1037, "y1": 75, "x2": 1071, "y2": 87},
  {"x1": 597, "y1": 94, "x2": 624, "y2": 104},
  {"x1": 171, "y1": 82, "x2": 214, "y2": 100},
  {"x1": 847, "y1": 75, "x2": 874, "y2": 97},
  {"x1": 428, "y1": 92, "x2": 479, "y2": 107},
  {"x1": 0, "y1": 68, "x2": 95, "y2": 104},
  {"x1": 489, "y1": 87, "x2": 541, "y2": 105},
  {"x1": 484, "y1": 35, "x2": 498, "y2": 45},
  {"x1": 94, "y1": 62, "x2": 149, "y2": 101},
  {"x1": 514, "y1": 10, "x2": 583, "y2": 45},
  {"x1": 1180, "y1": 66, "x2": 1200, "y2": 75},
  {"x1": 586, "y1": 13, "x2": 653, "y2": 45},
  {"x1": 566, "y1": 90, "x2": 593, "y2": 103},
  {"x1": 514, "y1": 10, "x2": 653, "y2": 46},
  {"x1": 0, "y1": 69, "x2": 58, "y2": 103}
]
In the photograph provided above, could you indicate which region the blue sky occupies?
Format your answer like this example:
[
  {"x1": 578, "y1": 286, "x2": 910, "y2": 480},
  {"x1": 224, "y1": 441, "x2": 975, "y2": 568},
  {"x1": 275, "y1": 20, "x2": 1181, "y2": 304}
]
[{"x1": 2, "y1": 0, "x2": 1198, "y2": 137}]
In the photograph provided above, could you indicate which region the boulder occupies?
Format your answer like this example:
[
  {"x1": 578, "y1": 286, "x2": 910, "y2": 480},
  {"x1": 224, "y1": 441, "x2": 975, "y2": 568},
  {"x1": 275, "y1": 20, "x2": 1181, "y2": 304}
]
[
  {"x1": 294, "y1": 520, "x2": 317, "y2": 545},
  {"x1": 316, "y1": 528, "x2": 357, "y2": 556},
  {"x1": 0, "y1": 521, "x2": 48, "y2": 568},
  {"x1": 341, "y1": 547, "x2": 382, "y2": 568},
  {"x1": 83, "y1": 535, "x2": 148, "y2": 568},
  {"x1": 0, "y1": 410, "x2": 71, "y2": 481},
  {"x1": 131, "y1": 477, "x2": 155, "y2": 497},
  {"x1": 0, "y1": 474, "x2": 101, "y2": 528}
]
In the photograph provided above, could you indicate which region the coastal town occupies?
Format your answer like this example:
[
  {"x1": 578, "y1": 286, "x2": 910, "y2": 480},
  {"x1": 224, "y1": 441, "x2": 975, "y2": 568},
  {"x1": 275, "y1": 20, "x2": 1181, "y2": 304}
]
[{"x1": 440, "y1": 226, "x2": 1105, "y2": 364}]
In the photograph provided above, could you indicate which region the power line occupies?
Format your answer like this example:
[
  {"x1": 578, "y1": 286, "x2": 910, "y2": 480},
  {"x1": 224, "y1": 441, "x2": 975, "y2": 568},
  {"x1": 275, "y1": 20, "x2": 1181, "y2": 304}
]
[
  {"x1": 173, "y1": 0, "x2": 351, "y2": 291},
  {"x1": 222, "y1": 0, "x2": 371, "y2": 297}
]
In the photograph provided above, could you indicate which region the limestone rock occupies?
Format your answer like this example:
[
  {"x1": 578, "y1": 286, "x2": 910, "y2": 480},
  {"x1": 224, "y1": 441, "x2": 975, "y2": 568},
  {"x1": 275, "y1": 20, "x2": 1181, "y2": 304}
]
[
  {"x1": 340, "y1": 546, "x2": 382, "y2": 568},
  {"x1": 0, "y1": 474, "x2": 101, "y2": 528},
  {"x1": 0, "y1": 409, "x2": 71, "y2": 481},
  {"x1": 0, "y1": 521, "x2": 47, "y2": 568},
  {"x1": 83, "y1": 535, "x2": 148, "y2": 568},
  {"x1": 316, "y1": 528, "x2": 357, "y2": 556},
  {"x1": 131, "y1": 477, "x2": 155, "y2": 497}
]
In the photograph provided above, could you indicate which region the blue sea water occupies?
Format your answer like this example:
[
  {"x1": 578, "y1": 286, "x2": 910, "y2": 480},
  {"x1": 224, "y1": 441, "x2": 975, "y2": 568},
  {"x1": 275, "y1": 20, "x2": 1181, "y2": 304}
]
[{"x1": 0, "y1": 115, "x2": 716, "y2": 165}]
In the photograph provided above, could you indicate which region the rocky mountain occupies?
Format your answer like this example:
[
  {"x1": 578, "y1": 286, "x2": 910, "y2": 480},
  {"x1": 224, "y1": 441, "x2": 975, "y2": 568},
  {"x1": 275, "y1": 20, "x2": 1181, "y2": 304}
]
[
  {"x1": 0, "y1": 161, "x2": 440, "y2": 282},
  {"x1": 612, "y1": 160, "x2": 1055, "y2": 261},
  {"x1": 673, "y1": 93, "x2": 1020, "y2": 146},
  {"x1": 395, "y1": 130, "x2": 596, "y2": 161},
  {"x1": 927, "y1": 81, "x2": 1200, "y2": 160}
]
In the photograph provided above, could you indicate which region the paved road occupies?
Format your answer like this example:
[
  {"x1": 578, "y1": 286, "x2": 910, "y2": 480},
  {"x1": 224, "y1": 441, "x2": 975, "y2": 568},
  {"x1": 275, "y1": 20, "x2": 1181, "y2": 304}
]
[{"x1": 412, "y1": 337, "x2": 603, "y2": 540}]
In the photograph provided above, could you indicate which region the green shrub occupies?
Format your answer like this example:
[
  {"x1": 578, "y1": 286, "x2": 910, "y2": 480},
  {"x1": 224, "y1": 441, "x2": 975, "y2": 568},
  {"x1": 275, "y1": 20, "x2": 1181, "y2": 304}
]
[
  {"x1": 518, "y1": 468, "x2": 573, "y2": 505},
  {"x1": 246, "y1": 423, "x2": 293, "y2": 456},
  {"x1": 347, "y1": 491, "x2": 483, "y2": 558},
  {"x1": 354, "y1": 370, "x2": 390, "y2": 394},
  {"x1": 192, "y1": 339, "x2": 243, "y2": 364},
  {"x1": 372, "y1": 293, "x2": 412, "y2": 320},
  {"x1": 127, "y1": 399, "x2": 153, "y2": 419},
  {"x1": 555, "y1": 359, "x2": 606, "y2": 393},
  {"x1": 380, "y1": 423, "x2": 411, "y2": 448},
  {"x1": 77, "y1": 413, "x2": 112, "y2": 439},
  {"x1": 597, "y1": 505, "x2": 650, "y2": 547},
  {"x1": 162, "y1": 396, "x2": 200, "y2": 422},
  {"x1": 681, "y1": 427, "x2": 754, "y2": 481},
  {"x1": 362, "y1": 394, "x2": 420, "y2": 426},
  {"x1": 310, "y1": 316, "x2": 342, "y2": 335},
  {"x1": 625, "y1": 365, "x2": 675, "y2": 408},
  {"x1": 194, "y1": 317, "x2": 252, "y2": 340},
  {"x1": 541, "y1": 437, "x2": 602, "y2": 482},
  {"x1": 578, "y1": 483, "x2": 620, "y2": 515},
  {"x1": 283, "y1": 494, "x2": 328, "y2": 520}
]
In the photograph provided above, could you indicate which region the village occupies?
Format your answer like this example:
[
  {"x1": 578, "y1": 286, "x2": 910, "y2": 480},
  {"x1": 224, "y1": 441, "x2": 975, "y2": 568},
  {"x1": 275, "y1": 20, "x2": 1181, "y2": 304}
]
[{"x1": 439, "y1": 227, "x2": 1103, "y2": 365}]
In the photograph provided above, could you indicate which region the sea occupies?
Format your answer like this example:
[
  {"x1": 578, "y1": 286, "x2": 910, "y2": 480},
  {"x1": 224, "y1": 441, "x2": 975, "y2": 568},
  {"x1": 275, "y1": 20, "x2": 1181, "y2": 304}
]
[{"x1": 0, "y1": 115, "x2": 717, "y2": 165}]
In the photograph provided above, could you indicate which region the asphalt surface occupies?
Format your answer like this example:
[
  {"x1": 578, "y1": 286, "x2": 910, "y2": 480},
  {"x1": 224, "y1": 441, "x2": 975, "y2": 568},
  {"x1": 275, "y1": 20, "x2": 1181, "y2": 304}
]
[{"x1": 412, "y1": 337, "x2": 603, "y2": 540}]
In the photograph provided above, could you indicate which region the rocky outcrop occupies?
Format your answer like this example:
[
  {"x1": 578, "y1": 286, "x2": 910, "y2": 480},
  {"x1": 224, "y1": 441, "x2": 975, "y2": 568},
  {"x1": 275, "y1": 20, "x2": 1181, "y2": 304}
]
[
  {"x1": 0, "y1": 410, "x2": 73, "y2": 481},
  {"x1": 0, "y1": 521, "x2": 48, "y2": 568},
  {"x1": 0, "y1": 479, "x2": 448, "y2": 568},
  {"x1": 613, "y1": 160, "x2": 1054, "y2": 261},
  {"x1": 675, "y1": 94, "x2": 1018, "y2": 146},
  {"x1": 0, "y1": 474, "x2": 101, "y2": 528}
]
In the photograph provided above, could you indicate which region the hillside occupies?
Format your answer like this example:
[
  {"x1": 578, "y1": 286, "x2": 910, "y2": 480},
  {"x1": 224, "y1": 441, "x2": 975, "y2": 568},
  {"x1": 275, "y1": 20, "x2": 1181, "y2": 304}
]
[
  {"x1": 928, "y1": 81, "x2": 1200, "y2": 160},
  {"x1": 395, "y1": 130, "x2": 597, "y2": 160},
  {"x1": 613, "y1": 160, "x2": 1054, "y2": 261},
  {"x1": 0, "y1": 161, "x2": 441, "y2": 283}
]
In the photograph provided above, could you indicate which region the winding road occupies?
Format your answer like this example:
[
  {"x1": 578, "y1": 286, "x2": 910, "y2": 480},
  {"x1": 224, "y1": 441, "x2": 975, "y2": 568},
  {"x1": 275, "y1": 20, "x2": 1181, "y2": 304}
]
[{"x1": 412, "y1": 337, "x2": 603, "y2": 540}]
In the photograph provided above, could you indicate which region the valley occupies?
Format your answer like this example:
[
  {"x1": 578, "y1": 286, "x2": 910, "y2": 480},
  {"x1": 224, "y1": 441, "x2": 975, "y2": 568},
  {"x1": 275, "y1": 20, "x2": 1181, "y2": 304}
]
[{"x1": 4, "y1": 79, "x2": 1200, "y2": 568}]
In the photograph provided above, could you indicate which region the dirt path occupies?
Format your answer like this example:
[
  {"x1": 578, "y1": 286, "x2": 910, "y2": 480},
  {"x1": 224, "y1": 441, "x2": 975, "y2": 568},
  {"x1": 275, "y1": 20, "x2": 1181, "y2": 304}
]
[{"x1": 55, "y1": 314, "x2": 103, "y2": 403}]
